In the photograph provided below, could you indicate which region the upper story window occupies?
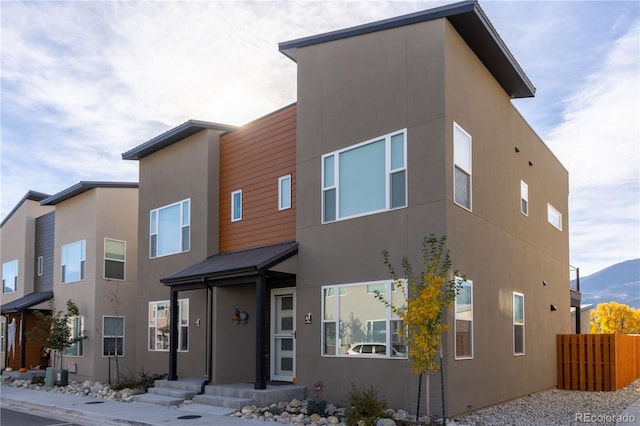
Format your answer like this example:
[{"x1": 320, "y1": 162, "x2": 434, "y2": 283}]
[
  {"x1": 150, "y1": 199, "x2": 190, "y2": 258},
  {"x1": 2, "y1": 260, "x2": 18, "y2": 293},
  {"x1": 520, "y1": 181, "x2": 529, "y2": 216},
  {"x1": 322, "y1": 129, "x2": 407, "y2": 223},
  {"x1": 62, "y1": 240, "x2": 86, "y2": 283},
  {"x1": 547, "y1": 203, "x2": 562, "y2": 230},
  {"x1": 455, "y1": 278, "x2": 473, "y2": 359},
  {"x1": 148, "y1": 299, "x2": 189, "y2": 352},
  {"x1": 231, "y1": 190, "x2": 243, "y2": 222},
  {"x1": 104, "y1": 239, "x2": 125, "y2": 280},
  {"x1": 453, "y1": 123, "x2": 472, "y2": 210},
  {"x1": 513, "y1": 292, "x2": 525, "y2": 355},
  {"x1": 279, "y1": 175, "x2": 292, "y2": 211}
]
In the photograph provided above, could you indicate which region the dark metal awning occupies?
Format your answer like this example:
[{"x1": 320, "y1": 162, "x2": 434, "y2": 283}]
[
  {"x1": 161, "y1": 241, "x2": 298, "y2": 286},
  {"x1": 1, "y1": 291, "x2": 53, "y2": 314}
]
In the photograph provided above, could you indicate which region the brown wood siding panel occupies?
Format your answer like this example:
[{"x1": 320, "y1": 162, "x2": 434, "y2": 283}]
[{"x1": 219, "y1": 105, "x2": 296, "y2": 252}]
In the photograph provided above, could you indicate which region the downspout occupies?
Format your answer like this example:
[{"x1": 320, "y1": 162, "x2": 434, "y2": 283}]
[
  {"x1": 20, "y1": 310, "x2": 26, "y2": 369},
  {"x1": 204, "y1": 278, "x2": 213, "y2": 386},
  {"x1": 254, "y1": 273, "x2": 266, "y2": 390},
  {"x1": 168, "y1": 287, "x2": 179, "y2": 381},
  {"x1": 1, "y1": 314, "x2": 8, "y2": 371}
]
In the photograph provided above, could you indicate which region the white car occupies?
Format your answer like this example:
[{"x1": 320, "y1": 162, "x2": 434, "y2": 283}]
[{"x1": 346, "y1": 343, "x2": 405, "y2": 355}]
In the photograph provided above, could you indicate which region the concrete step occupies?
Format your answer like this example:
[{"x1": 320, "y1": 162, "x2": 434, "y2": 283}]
[
  {"x1": 202, "y1": 383, "x2": 306, "y2": 407},
  {"x1": 153, "y1": 378, "x2": 204, "y2": 393},
  {"x1": 148, "y1": 386, "x2": 197, "y2": 400},
  {"x1": 132, "y1": 392, "x2": 185, "y2": 407},
  {"x1": 192, "y1": 393, "x2": 254, "y2": 409}
]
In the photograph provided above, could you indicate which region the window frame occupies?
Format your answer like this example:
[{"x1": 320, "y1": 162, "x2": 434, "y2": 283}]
[
  {"x1": 63, "y1": 316, "x2": 84, "y2": 357},
  {"x1": 102, "y1": 316, "x2": 125, "y2": 357},
  {"x1": 321, "y1": 280, "x2": 407, "y2": 359},
  {"x1": 148, "y1": 299, "x2": 189, "y2": 352},
  {"x1": 453, "y1": 122, "x2": 472, "y2": 211},
  {"x1": 61, "y1": 240, "x2": 86, "y2": 284},
  {"x1": 454, "y1": 278, "x2": 473, "y2": 360},
  {"x1": 513, "y1": 292, "x2": 525, "y2": 356},
  {"x1": 2, "y1": 259, "x2": 18, "y2": 293},
  {"x1": 231, "y1": 190, "x2": 243, "y2": 222},
  {"x1": 321, "y1": 129, "x2": 407, "y2": 223},
  {"x1": 104, "y1": 238, "x2": 126, "y2": 281},
  {"x1": 149, "y1": 199, "x2": 191, "y2": 258},
  {"x1": 547, "y1": 203, "x2": 562, "y2": 230},
  {"x1": 278, "y1": 174, "x2": 292, "y2": 211},
  {"x1": 520, "y1": 181, "x2": 529, "y2": 216}
]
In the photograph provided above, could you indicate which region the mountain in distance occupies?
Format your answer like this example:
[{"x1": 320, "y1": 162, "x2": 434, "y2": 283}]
[{"x1": 574, "y1": 259, "x2": 640, "y2": 309}]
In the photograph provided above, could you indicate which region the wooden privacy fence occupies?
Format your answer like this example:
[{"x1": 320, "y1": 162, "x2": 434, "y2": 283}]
[{"x1": 557, "y1": 334, "x2": 640, "y2": 391}]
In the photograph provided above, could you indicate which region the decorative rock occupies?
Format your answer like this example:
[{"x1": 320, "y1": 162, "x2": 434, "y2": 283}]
[
  {"x1": 327, "y1": 415, "x2": 339, "y2": 424},
  {"x1": 290, "y1": 399, "x2": 302, "y2": 408},
  {"x1": 241, "y1": 405, "x2": 256, "y2": 415},
  {"x1": 376, "y1": 419, "x2": 396, "y2": 426},
  {"x1": 394, "y1": 409, "x2": 409, "y2": 421}
]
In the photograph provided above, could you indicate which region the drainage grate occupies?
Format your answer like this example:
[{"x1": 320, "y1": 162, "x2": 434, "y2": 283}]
[
  {"x1": 177, "y1": 415, "x2": 202, "y2": 420},
  {"x1": 85, "y1": 401, "x2": 106, "y2": 404}
]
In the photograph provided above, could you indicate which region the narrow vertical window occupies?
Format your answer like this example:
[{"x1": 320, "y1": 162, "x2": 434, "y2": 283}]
[
  {"x1": 390, "y1": 132, "x2": 407, "y2": 209},
  {"x1": 279, "y1": 175, "x2": 292, "y2": 210},
  {"x1": 2, "y1": 260, "x2": 18, "y2": 293},
  {"x1": 104, "y1": 239, "x2": 126, "y2": 280},
  {"x1": 547, "y1": 203, "x2": 562, "y2": 230},
  {"x1": 520, "y1": 181, "x2": 529, "y2": 216},
  {"x1": 322, "y1": 155, "x2": 336, "y2": 222},
  {"x1": 37, "y1": 256, "x2": 44, "y2": 276},
  {"x1": 455, "y1": 278, "x2": 473, "y2": 359},
  {"x1": 453, "y1": 123, "x2": 472, "y2": 210},
  {"x1": 513, "y1": 292, "x2": 525, "y2": 355},
  {"x1": 231, "y1": 190, "x2": 243, "y2": 222}
]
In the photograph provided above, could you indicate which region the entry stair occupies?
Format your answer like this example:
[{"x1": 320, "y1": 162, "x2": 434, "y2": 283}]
[{"x1": 132, "y1": 378, "x2": 306, "y2": 410}]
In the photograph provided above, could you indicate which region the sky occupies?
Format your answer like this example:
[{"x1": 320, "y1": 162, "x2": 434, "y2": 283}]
[{"x1": 1, "y1": 0, "x2": 638, "y2": 277}]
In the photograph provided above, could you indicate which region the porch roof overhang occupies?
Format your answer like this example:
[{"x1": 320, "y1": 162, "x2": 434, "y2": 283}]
[
  {"x1": 1, "y1": 291, "x2": 53, "y2": 314},
  {"x1": 161, "y1": 241, "x2": 298, "y2": 287}
]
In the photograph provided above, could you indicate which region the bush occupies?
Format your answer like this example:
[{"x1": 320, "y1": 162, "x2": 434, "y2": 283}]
[
  {"x1": 31, "y1": 376, "x2": 45, "y2": 386},
  {"x1": 109, "y1": 368, "x2": 166, "y2": 392},
  {"x1": 345, "y1": 384, "x2": 387, "y2": 426}
]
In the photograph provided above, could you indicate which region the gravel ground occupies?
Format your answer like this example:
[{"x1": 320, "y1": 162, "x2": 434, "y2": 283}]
[{"x1": 449, "y1": 378, "x2": 640, "y2": 426}]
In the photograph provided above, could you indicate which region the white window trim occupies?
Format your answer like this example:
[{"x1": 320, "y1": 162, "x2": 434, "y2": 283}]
[
  {"x1": 454, "y1": 278, "x2": 473, "y2": 360},
  {"x1": 37, "y1": 256, "x2": 44, "y2": 276},
  {"x1": 321, "y1": 129, "x2": 407, "y2": 223},
  {"x1": 453, "y1": 122, "x2": 472, "y2": 211},
  {"x1": 149, "y1": 199, "x2": 191, "y2": 258},
  {"x1": 321, "y1": 280, "x2": 407, "y2": 359},
  {"x1": 513, "y1": 292, "x2": 525, "y2": 356},
  {"x1": 2, "y1": 259, "x2": 18, "y2": 293},
  {"x1": 61, "y1": 240, "x2": 86, "y2": 284},
  {"x1": 102, "y1": 315, "x2": 125, "y2": 357},
  {"x1": 520, "y1": 181, "x2": 529, "y2": 216},
  {"x1": 278, "y1": 174, "x2": 292, "y2": 211},
  {"x1": 547, "y1": 203, "x2": 562, "y2": 230},
  {"x1": 148, "y1": 299, "x2": 189, "y2": 352},
  {"x1": 104, "y1": 238, "x2": 126, "y2": 281},
  {"x1": 231, "y1": 190, "x2": 243, "y2": 222}
]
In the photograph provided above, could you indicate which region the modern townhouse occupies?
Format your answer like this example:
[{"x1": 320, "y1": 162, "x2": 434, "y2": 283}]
[
  {"x1": 34, "y1": 181, "x2": 139, "y2": 383},
  {"x1": 1, "y1": 191, "x2": 55, "y2": 371}
]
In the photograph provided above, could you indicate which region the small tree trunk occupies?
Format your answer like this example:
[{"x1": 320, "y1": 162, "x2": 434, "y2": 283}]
[{"x1": 416, "y1": 371, "x2": 422, "y2": 421}]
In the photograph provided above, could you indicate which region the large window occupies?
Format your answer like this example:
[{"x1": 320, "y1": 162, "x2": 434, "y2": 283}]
[
  {"x1": 64, "y1": 316, "x2": 84, "y2": 357},
  {"x1": 513, "y1": 292, "x2": 525, "y2": 355},
  {"x1": 150, "y1": 199, "x2": 190, "y2": 258},
  {"x1": 547, "y1": 203, "x2": 562, "y2": 230},
  {"x1": 103, "y1": 316, "x2": 124, "y2": 357},
  {"x1": 61, "y1": 241, "x2": 86, "y2": 283},
  {"x1": 148, "y1": 300, "x2": 188, "y2": 352},
  {"x1": 279, "y1": 175, "x2": 292, "y2": 211},
  {"x1": 455, "y1": 278, "x2": 473, "y2": 359},
  {"x1": 104, "y1": 239, "x2": 126, "y2": 280},
  {"x1": 2, "y1": 259, "x2": 18, "y2": 293},
  {"x1": 322, "y1": 129, "x2": 407, "y2": 222},
  {"x1": 231, "y1": 190, "x2": 242, "y2": 222},
  {"x1": 520, "y1": 181, "x2": 529, "y2": 216},
  {"x1": 453, "y1": 123, "x2": 472, "y2": 210},
  {"x1": 322, "y1": 280, "x2": 407, "y2": 358}
]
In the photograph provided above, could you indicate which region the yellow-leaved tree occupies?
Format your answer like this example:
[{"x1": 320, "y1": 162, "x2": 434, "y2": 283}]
[
  {"x1": 590, "y1": 301, "x2": 640, "y2": 334},
  {"x1": 376, "y1": 234, "x2": 462, "y2": 419}
]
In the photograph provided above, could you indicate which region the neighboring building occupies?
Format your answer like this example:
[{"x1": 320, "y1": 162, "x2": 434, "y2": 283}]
[
  {"x1": 278, "y1": 0, "x2": 571, "y2": 416},
  {"x1": 37, "y1": 182, "x2": 138, "y2": 383},
  {"x1": 571, "y1": 304, "x2": 594, "y2": 334},
  {"x1": 1, "y1": 191, "x2": 55, "y2": 370}
]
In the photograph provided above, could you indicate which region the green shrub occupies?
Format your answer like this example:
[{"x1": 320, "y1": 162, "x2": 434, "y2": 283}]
[
  {"x1": 345, "y1": 384, "x2": 387, "y2": 426},
  {"x1": 31, "y1": 376, "x2": 45, "y2": 386},
  {"x1": 109, "y1": 368, "x2": 166, "y2": 392}
]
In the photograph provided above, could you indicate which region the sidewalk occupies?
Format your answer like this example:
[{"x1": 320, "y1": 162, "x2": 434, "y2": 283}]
[
  {"x1": 0, "y1": 385, "x2": 267, "y2": 426},
  {"x1": 617, "y1": 398, "x2": 640, "y2": 425}
]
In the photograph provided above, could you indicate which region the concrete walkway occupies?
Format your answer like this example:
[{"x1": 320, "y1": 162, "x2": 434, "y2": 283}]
[{"x1": 0, "y1": 385, "x2": 267, "y2": 425}]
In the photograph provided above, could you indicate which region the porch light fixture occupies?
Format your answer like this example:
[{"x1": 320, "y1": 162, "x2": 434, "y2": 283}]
[
  {"x1": 232, "y1": 309, "x2": 249, "y2": 325},
  {"x1": 550, "y1": 304, "x2": 558, "y2": 311}
]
